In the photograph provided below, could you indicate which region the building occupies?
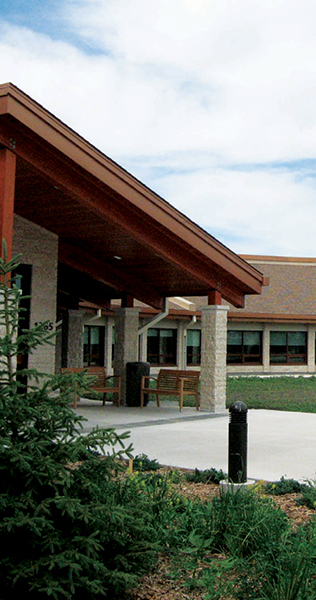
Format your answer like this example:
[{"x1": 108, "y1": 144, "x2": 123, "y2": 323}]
[
  {"x1": 0, "y1": 83, "x2": 265, "y2": 411},
  {"x1": 81, "y1": 255, "x2": 316, "y2": 378}
]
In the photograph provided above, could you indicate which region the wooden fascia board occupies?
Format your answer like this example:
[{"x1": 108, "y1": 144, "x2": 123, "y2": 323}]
[
  {"x1": 228, "y1": 312, "x2": 316, "y2": 323},
  {"x1": 0, "y1": 118, "x2": 252, "y2": 306},
  {"x1": 0, "y1": 84, "x2": 265, "y2": 297}
]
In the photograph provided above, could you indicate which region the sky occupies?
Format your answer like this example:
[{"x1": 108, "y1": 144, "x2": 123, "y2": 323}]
[{"x1": 1, "y1": 0, "x2": 316, "y2": 257}]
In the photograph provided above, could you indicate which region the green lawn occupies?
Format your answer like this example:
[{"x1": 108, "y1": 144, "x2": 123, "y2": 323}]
[
  {"x1": 227, "y1": 375, "x2": 316, "y2": 412},
  {"x1": 146, "y1": 375, "x2": 316, "y2": 412}
]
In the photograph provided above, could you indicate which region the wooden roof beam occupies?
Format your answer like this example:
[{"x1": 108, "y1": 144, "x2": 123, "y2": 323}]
[{"x1": 58, "y1": 241, "x2": 165, "y2": 310}]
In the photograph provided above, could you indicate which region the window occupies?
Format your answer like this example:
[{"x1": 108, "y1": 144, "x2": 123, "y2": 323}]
[
  {"x1": 186, "y1": 329, "x2": 201, "y2": 365},
  {"x1": 83, "y1": 326, "x2": 105, "y2": 367},
  {"x1": 270, "y1": 331, "x2": 307, "y2": 364},
  {"x1": 13, "y1": 265, "x2": 32, "y2": 381},
  {"x1": 111, "y1": 326, "x2": 115, "y2": 367},
  {"x1": 147, "y1": 328, "x2": 177, "y2": 365},
  {"x1": 227, "y1": 331, "x2": 262, "y2": 364}
]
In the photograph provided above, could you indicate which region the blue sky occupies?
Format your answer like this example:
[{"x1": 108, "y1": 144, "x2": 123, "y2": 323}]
[{"x1": 1, "y1": 0, "x2": 316, "y2": 257}]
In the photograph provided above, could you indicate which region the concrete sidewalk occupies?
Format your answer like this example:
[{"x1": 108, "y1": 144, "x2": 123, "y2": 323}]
[{"x1": 75, "y1": 399, "x2": 316, "y2": 483}]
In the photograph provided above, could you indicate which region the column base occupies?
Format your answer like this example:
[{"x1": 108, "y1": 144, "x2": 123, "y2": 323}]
[{"x1": 219, "y1": 479, "x2": 256, "y2": 495}]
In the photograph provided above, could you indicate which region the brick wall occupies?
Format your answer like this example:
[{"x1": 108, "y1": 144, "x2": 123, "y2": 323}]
[{"x1": 13, "y1": 214, "x2": 58, "y2": 375}]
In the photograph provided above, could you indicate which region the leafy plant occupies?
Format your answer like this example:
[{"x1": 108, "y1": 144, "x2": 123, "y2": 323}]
[
  {"x1": 211, "y1": 488, "x2": 289, "y2": 558},
  {"x1": 132, "y1": 453, "x2": 161, "y2": 471},
  {"x1": 185, "y1": 467, "x2": 227, "y2": 485},
  {"x1": 297, "y1": 480, "x2": 316, "y2": 511},
  {"x1": 264, "y1": 477, "x2": 309, "y2": 496}
]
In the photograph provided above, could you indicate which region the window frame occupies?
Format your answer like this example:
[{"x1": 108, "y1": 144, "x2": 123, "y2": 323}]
[
  {"x1": 186, "y1": 329, "x2": 201, "y2": 366},
  {"x1": 147, "y1": 327, "x2": 177, "y2": 366},
  {"x1": 227, "y1": 330, "x2": 263, "y2": 365},
  {"x1": 270, "y1": 331, "x2": 307, "y2": 365},
  {"x1": 83, "y1": 325, "x2": 105, "y2": 367}
]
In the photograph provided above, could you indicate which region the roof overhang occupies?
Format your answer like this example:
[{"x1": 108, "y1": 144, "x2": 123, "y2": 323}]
[{"x1": 0, "y1": 83, "x2": 267, "y2": 308}]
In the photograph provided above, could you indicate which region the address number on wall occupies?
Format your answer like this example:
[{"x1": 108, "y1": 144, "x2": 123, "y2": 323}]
[{"x1": 34, "y1": 322, "x2": 54, "y2": 331}]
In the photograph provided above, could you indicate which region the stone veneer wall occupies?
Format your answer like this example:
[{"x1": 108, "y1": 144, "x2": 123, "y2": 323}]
[
  {"x1": 113, "y1": 307, "x2": 140, "y2": 403},
  {"x1": 13, "y1": 214, "x2": 58, "y2": 375},
  {"x1": 200, "y1": 305, "x2": 228, "y2": 412},
  {"x1": 67, "y1": 310, "x2": 84, "y2": 368}
]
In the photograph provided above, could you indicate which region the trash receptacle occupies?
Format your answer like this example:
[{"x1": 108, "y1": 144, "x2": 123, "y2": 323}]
[{"x1": 126, "y1": 361, "x2": 150, "y2": 407}]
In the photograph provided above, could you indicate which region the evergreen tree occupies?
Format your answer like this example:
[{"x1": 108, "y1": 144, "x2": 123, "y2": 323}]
[{"x1": 0, "y1": 247, "x2": 157, "y2": 599}]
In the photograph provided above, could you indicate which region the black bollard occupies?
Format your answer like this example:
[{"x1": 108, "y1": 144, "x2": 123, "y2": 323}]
[{"x1": 228, "y1": 401, "x2": 248, "y2": 483}]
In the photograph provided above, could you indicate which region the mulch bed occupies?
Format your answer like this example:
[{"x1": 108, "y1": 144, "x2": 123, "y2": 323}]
[{"x1": 128, "y1": 471, "x2": 315, "y2": 600}]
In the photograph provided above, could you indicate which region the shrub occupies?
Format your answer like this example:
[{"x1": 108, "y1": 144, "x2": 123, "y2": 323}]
[
  {"x1": 185, "y1": 467, "x2": 227, "y2": 485},
  {"x1": 264, "y1": 476, "x2": 309, "y2": 496},
  {"x1": 132, "y1": 453, "x2": 161, "y2": 471},
  {"x1": 0, "y1": 248, "x2": 159, "y2": 599},
  {"x1": 211, "y1": 488, "x2": 289, "y2": 558},
  {"x1": 297, "y1": 480, "x2": 316, "y2": 511}
]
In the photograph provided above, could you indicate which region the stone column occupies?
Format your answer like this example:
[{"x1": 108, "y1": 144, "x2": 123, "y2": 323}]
[
  {"x1": 113, "y1": 307, "x2": 140, "y2": 404},
  {"x1": 67, "y1": 310, "x2": 83, "y2": 368},
  {"x1": 307, "y1": 325, "x2": 315, "y2": 373},
  {"x1": 200, "y1": 305, "x2": 229, "y2": 412},
  {"x1": 262, "y1": 325, "x2": 270, "y2": 373}
]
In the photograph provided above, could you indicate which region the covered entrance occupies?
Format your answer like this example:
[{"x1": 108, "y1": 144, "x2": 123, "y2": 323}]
[{"x1": 0, "y1": 83, "x2": 267, "y2": 410}]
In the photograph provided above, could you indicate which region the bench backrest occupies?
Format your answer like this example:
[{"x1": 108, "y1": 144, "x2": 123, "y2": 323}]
[
  {"x1": 86, "y1": 366, "x2": 108, "y2": 387},
  {"x1": 157, "y1": 369, "x2": 200, "y2": 393},
  {"x1": 61, "y1": 367, "x2": 107, "y2": 387}
]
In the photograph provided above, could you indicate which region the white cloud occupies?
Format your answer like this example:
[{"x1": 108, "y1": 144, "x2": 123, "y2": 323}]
[
  {"x1": 1, "y1": 0, "x2": 316, "y2": 255},
  {"x1": 149, "y1": 166, "x2": 316, "y2": 256}
]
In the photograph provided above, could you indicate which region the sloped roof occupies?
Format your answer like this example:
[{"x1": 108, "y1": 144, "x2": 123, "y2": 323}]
[
  {"x1": 0, "y1": 83, "x2": 265, "y2": 309},
  {"x1": 229, "y1": 256, "x2": 316, "y2": 322},
  {"x1": 152, "y1": 256, "x2": 316, "y2": 323}
]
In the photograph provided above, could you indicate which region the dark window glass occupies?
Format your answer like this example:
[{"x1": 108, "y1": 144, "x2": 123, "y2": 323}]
[
  {"x1": 111, "y1": 327, "x2": 115, "y2": 366},
  {"x1": 83, "y1": 326, "x2": 105, "y2": 367},
  {"x1": 270, "y1": 331, "x2": 307, "y2": 364},
  {"x1": 227, "y1": 330, "x2": 262, "y2": 365},
  {"x1": 13, "y1": 265, "x2": 32, "y2": 381},
  {"x1": 187, "y1": 329, "x2": 201, "y2": 365},
  {"x1": 147, "y1": 328, "x2": 177, "y2": 365}
]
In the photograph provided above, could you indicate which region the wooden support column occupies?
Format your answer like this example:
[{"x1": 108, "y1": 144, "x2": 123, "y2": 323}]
[
  {"x1": 208, "y1": 289, "x2": 222, "y2": 305},
  {"x1": 0, "y1": 149, "x2": 16, "y2": 260},
  {"x1": 121, "y1": 294, "x2": 134, "y2": 308}
]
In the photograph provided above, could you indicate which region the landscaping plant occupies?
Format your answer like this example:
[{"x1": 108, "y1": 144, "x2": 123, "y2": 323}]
[{"x1": 0, "y1": 248, "x2": 160, "y2": 599}]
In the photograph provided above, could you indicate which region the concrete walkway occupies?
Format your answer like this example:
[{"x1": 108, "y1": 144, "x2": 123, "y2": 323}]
[{"x1": 75, "y1": 399, "x2": 316, "y2": 483}]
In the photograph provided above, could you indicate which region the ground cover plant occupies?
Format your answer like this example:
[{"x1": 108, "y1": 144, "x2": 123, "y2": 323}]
[{"x1": 129, "y1": 466, "x2": 316, "y2": 600}]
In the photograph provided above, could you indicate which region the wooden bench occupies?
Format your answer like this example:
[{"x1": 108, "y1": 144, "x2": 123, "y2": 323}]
[
  {"x1": 61, "y1": 367, "x2": 121, "y2": 408},
  {"x1": 140, "y1": 369, "x2": 200, "y2": 411}
]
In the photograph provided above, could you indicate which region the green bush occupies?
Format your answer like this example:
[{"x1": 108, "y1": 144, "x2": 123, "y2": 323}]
[
  {"x1": 132, "y1": 453, "x2": 161, "y2": 471},
  {"x1": 0, "y1": 249, "x2": 159, "y2": 599},
  {"x1": 264, "y1": 476, "x2": 310, "y2": 496},
  {"x1": 297, "y1": 480, "x2": 316, "y2": 511},
  {"x1": 211, "y1": 488, "x2": 289, "y2": 558},
  {"x1": 173, "y1": 490, "x2": 316, "y2": 599},
  {"x1": 185, "y1": 467, "x2": 227, "y2": 485}
]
